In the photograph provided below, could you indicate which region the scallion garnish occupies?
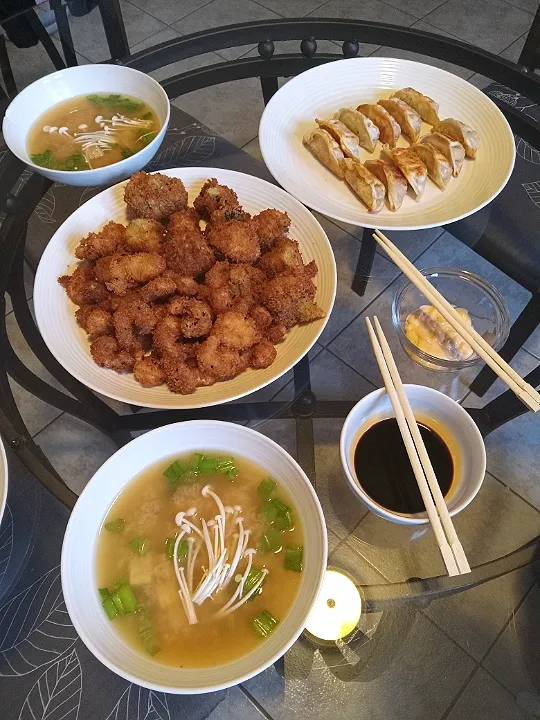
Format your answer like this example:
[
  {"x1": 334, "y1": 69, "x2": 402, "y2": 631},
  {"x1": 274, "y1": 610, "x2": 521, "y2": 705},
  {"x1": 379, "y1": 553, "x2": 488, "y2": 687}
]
[
  {"x1": 98, "y1": 588, "x2": 110, "y2": 600},
  {"x1": 259, "y1": 528, "x2": 282, "y2": 554},
  {"x1": 116, "y1": 584, "x2": 138, "y2": 614},
  {"x1": 104, "y1": 518, "x2": 125, "y2": 533},
  {"x1": 251, "y1": 610, "x2": 278, "y2": 638},
  {"x1": 261, "y1": 498, "x2": 293, "y2": 531},
  {"x1": 244, "y1": 566, "x2": 265, "y2": 598},
  {"x1": 102, "y1": 595, "x2": 117, "y2": 620},
  {"x1": 163, "y1": 460, "x2": 185, "y2": 484},
  {"x1": 284, "y1": 546, "x2": 303, "y2": 572},
  {"x1": 138, "y1": 608, "x2": 160, "y2": 656},
  {"x1": 166, "y1": 536, "x2": 189, "y2": 560},
  {"x1": 258, "y1": 478, "x2": 277, "y2": 501},
  {"x1": 129, "y1": 537, "x2": 149, "y2": 555},
  {"x1": 100, "y1": 579, "x2": 139, "y2": 619}
]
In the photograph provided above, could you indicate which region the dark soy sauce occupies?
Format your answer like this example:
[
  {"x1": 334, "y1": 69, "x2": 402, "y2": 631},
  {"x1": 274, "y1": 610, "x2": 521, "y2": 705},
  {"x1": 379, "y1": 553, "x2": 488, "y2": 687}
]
[{"x1": 353, "y1": 418, "x2": 453, "y2": 514}]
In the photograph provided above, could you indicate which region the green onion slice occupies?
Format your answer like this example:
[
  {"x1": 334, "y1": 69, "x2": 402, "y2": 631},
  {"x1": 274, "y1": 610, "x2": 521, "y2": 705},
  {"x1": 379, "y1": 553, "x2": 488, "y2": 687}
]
[
  {"x1": 284, "y1": 546, "x2": 303, "y2": 572},
  {"x1": 129, "y1": 537, "x2": 149, "y2": 555},
  {"x1": 258, "y1": 478, "x2": 277, "y2": 501},
  {"x1": 259, "y1": 528, "x2": 282, "y2": 554},
  {"x1": 104, "y1": 518, "x2": 125, "y2": 533},
  {"x1": 251, "y1": 610, "x2": 278, "y2": 638},
  {"x1": 102, "y1": 595, "x2": 117, "y2": 620},
  {"x1": 163, "y1": 460, "x2": 185, "y2": 484}
]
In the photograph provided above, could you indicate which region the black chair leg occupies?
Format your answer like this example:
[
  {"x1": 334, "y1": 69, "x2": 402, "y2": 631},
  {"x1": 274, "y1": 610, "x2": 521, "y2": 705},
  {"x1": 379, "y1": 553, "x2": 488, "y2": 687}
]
[
  {"x1": 351, "y1": 228, "x2": 376, "y2": 297},
  {"x1": 470, "y1": 293, "x2": 540, "y2": 397}
]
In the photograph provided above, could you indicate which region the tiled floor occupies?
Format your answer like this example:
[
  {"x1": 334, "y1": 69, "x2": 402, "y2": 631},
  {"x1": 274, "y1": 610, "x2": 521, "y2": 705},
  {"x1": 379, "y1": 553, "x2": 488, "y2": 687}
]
[{"x1": 3, "y1": 0, "x2": 540, "y2": 718}]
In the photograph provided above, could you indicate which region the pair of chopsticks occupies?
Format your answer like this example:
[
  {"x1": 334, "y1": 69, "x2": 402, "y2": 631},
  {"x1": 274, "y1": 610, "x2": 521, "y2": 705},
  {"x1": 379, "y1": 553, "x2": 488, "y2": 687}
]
[
  {"x1": 373, "y1": 229, "x2": 540, "y2": 413},
  {"x1": 366, "y1": 316, "x2": 470, "y2": 576}
]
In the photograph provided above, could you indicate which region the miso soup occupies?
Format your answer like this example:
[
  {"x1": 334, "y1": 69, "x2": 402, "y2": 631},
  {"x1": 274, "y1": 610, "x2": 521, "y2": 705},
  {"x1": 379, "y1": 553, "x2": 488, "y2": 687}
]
[
  {"x1": 96, "y1": 452, "x2": 304, "y2": 667},
  {"x1": 27, "y1": 93, "x2": 160, "y2": 171}
]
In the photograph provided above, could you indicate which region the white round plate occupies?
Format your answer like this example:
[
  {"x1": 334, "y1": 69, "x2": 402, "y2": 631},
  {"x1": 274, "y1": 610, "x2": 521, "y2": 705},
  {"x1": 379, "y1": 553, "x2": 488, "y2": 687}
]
[
  {"x1": 34, "y1": 168, "x2": 336, "y2": 409},
  {"x1": 259, "y1": 57, "x2": 515, "y2": 230}
]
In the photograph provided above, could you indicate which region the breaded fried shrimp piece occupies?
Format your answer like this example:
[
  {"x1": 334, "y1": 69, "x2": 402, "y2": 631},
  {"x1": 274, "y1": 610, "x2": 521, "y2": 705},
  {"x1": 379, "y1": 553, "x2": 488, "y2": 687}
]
[
  {"x1": 124, "y1": 219, "x2": 165, "y2": 252},
  {"x1": 266, "y1": 323, "x2": 287, "y2": 344},
  {"x1": 205, "y1": 215, "x2": 260, "y2": 264},
  {"x1": 162, "y1": 234, "x2": 216, "y2": 277},
  {"x1": 258, "y1": 238, "x2": 307, "y2": 278},
  {"x1": 249, "y1": 305, "x2": 273, "y2": 331},
  {"x1": 113, "y1": 298, "x2": 157, "y2": 357},
  {"x1": 95, "y1": 252, "x2": 166, "y2": 295},
  {"x1": 161, "y1": 355, "x2": 215, "y2": 394},
  {"x1": 167, "y1": 297, "x2": 213, "y2": 338},
  {"x1": 90, "y1": 335, "x2": 135, "y2": 372},
  {"x1": 252, "y1": 209, "x2": 291, "y2": 251},
  {"x1": 262, "y1": 272, "x2": 316, "y2": 314},
  {"x1": 193, "y1": 178, "x2": 243, "y2": 219},
  {"x1": 250, "y1": 340, "x2": 277, "y2": 369},
  {"x1": 197, "y1": 335, "x2": 249, "y2": 380},
  {"x1": 75, "y1": 221, "x2": 126, "y2": 260},
  {"x1": 212, "y1": 311, "x2": 260, "y2": 350},
  {"x1": 168, "y1": 208, "x2": 201, "y2": 237},
  {"x1": 153, "y1": 315, "x2": 186, "y2": 361},
  {"x1": 86, "y1": 308, "x2": 114, "y2": 337},
  {"x1": 124, "y1": 171, "x2": 188, "y2": 220},
  {"x1": 133, "y1": 356, "x2": 165, "y2": 387},
  {"x1": 59, "y1": 264, "x2": 109, "y2": 305},
  {"x1": 139, "y1": 276, "x2": 177, "y2": 303}
]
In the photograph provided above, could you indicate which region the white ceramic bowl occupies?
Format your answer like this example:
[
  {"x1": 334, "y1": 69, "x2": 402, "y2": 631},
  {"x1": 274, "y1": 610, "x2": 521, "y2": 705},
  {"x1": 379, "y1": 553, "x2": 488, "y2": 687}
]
[
  {"x1": 3, "y1": 64, "x2": 170, "y2": 187},
  {"x1": 340, "y1": 385, "x2": 486, "y2": 525},
  {"x1": 61, "y1": 421, "x2": 327, "y2": 693}
]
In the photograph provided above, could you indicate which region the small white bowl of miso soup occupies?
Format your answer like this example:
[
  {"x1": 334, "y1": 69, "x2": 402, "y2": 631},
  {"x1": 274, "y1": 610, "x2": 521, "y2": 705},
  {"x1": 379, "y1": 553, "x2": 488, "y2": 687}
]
[
  {"x1": 3, "y1": 64, "x2": 170, "y2": 187},
  {"x1": 61, "y1": 420, "x2": 327, "y2": 693}
]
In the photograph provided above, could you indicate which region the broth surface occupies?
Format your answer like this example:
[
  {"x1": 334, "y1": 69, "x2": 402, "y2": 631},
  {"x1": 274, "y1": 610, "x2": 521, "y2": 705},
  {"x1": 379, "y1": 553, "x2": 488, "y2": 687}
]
[
  {"x1": 96, "y1": 453, "x2": 303, "y2": 667},
  {"x1": 27, "y1": 93, "x2": 160, "y2": 171}
]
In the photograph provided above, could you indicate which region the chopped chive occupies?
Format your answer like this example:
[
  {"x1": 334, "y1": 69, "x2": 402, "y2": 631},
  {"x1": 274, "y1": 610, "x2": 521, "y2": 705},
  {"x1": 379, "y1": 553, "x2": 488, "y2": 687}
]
[
  {"x1": 163, "y1": 460, "x2": 186, "y2": 484},
  {"x1": 141, "y1": 111, "x2": 153, "y2": 120},
  {"x1": 284, "y1": 546, "x2": 303, "y2": 572},
  {"x1": 113, "y1": 577, "x2": 129, "y2": 591},
  {"x1": 178, "y1": 539, "x2": 189, "y2": 558},
  {"x1": 251, "y1": 610, "x2": 278, "y2": 638},
  {"x1": 166, "y1": 537, "x2": 189, "y2": 560},
  {"x1": 111, "y1": 592, "x2": 125, "y2": 615},
  {"x1": 121, "y1": 147, "x2": 135, "y2": 159},
  {"x1": 244, "y1": 566, "x2": 265, "y2": 598},
  {"x1": 102, "y1": 595, "x2": 118, "y2": 620},
  {"x1": 190, "y1": 453, "x2": 204, "y2": 472},
  {"x1": 99, "y1": 587, "x2": 110, "y2": 600},
  {"x1": 104, "y1": 518, "x2": 125, "y2": 533},
  {"x1": 129, "y1": 537, "x2": 149, "y2": 555},
  {"x1": 198, "y1": 457, "x2": 218, "y2": 474},
  {"x1": 138, "y1": 131, "x2": 157, "y2": 147},
  {"x1": 261, "y1": 498, "x2": 290, "y2": 522},
  {"x1": 259, "y1": 528, "x2": 282, "y2": 554},
  {"x1": 258, "y1": 478, "x2": 277, "y2": 501},
  {"x1": 165, "y1": 537, "x2": 176, "y2": 560},
  {"x1": 273, "y1": 509, "x2": 293, "y2": 531},
  {"x1": 138, "y1": 608, "x2": 160, "y2": 656},
  {"x1": 116, "y1": 584, "x2": 138, "y2": 614}
]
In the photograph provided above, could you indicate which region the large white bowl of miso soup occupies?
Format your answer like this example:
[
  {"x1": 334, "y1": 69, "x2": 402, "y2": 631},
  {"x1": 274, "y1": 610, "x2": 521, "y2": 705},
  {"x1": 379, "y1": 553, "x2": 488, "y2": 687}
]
[
  {"x1": 3, "y1": 64, "x2": 169, "y2": 187},
  {"x1": 61, "y1": 420, "x2": 327, "y2": 692}
]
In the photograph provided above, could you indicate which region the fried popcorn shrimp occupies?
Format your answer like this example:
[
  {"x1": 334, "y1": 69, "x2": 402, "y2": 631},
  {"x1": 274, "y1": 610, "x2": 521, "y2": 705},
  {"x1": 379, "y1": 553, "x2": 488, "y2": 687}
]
[
  {"x1": 252, "y1": 209, "x2": 291, "y2": 251},
  {"x1": 124, "y1": 218, "x2": 165, "y2": 252},
  {"x1": 161, "y1": 355, "x2": 216, "y2": 394},
  {"x1": 212, "y1": 311, "x2": 260, "y2": 350},
  {"x1": 59, "y1": 264, "x2": 109, "y2": 305},
  {"x1": 139, "y1": 276, "x2": 177, "y2": 303},
  {"x1": 250, "y1": 305, "x2": 273, "y2": 332},
  {"x1": 262, "y1": 273, "x2": 323, "y2": 327},
  {"x1": 162, "y1": 233, "x2": 216, "y2": 277},
  {"x1": 168, "y1": 208, "x2": 201, "y2": 237},
  {"x1": 90, "y1": 335, "x2": 135, "y2": 372},
  {"x1": 197, "y1": 335, "x2": 249, "y2": 380},
  {"x1": 76, "y1": 306, "x2": 113, "y2": 338},
  {"x1": 258, "y1": 237, "x2": 313, "y2": 278},
  {"x1": 193, "y1": 178, "x2": 243, "y2": 219},
  {"x1": 250, "y1": 340, "x2": 277, "y2": 369},
  {"x1": 124, "y1": 171, "x2": 188, "y2": 220},
  {"x1": 95, "y1": 252, "x2": 166, "y2": 295},
  {"x1": 204, "y1": 261, "x2": 264, "y2": 314},
  {"x1": 167, "y1": 297, "x2": 213, "y2": 338},
  {"x1": 162, "y1": 271, "x2": 201, "y2": 297},
  {"x1": 205, "y1": 214, "x2": 260, "y2": 264},
  {"x1": 75, "y1": 221, "x2": 127, "y2": 261},
  {"x1": 265, "y1": 323, "x2": 287, "y2": 344},
  {"x1": 133, "y1": 356, "x2": 165, "y2": 387},
  {"x1": 153, "y1": 315, "x2": 186, "y2": 361},
  {"x1": 113, "y1": 298, "x2": 157, "y2": 357}
]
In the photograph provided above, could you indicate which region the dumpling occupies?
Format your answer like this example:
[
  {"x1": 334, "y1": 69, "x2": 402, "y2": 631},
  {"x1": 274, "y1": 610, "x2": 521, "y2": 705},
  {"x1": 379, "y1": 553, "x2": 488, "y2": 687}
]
[
  {"x1": 432, "y1": 118, "x2": 479, "y2": 159},
  {"x1": 334, "y1": 108, "x2": 379, "y2": 153},
  {"x1": 421, "y1": 132, "x2": 465, "y2": 177},
  {"x1": 364, "y1": 159, "x2": 408, "y2": 211},
  {"x1": 378, "y1": 98, "x2": 422, "y2": 143},
  {"x1": 410, "y1": 143, "x2": 452, "y2": 190},
  {"x1": 316, "y1": 118, "x2": 362, "y2": 160},
  {"x1": 390, "y1": 87, "x2": 439, "y2": 126},
  {"x1": 380, "y1": 146, "x2": 427, "y2": 200},
  {"x1": 342, "y1": 159, "x2": 385, "y2": 213},
  {"x1": 357, "y1": 104, "x2": 401, "y2": 148},
  {"x1": 303, "y1": 128, "x2": 345, "y2": 178}
]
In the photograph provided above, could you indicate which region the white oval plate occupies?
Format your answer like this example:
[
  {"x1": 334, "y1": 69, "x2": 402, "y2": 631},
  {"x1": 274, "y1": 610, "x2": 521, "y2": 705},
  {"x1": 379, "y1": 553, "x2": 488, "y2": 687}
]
[
  {"x1": 34, "y1": 168, "x2": 336, "y2": 409},
  {"x1": 259, "y1": 57, "x2": 515, "y2": 231}
]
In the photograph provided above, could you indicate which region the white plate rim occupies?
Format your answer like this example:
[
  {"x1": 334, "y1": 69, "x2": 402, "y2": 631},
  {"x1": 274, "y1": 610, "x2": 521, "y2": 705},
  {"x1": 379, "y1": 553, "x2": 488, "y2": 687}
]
[
  {"x1": 34, "y1": 167, "x2": 337, "y2": 410},
  {"x1": 259, "y1": 56, "x2": 516, "y2": 231}
]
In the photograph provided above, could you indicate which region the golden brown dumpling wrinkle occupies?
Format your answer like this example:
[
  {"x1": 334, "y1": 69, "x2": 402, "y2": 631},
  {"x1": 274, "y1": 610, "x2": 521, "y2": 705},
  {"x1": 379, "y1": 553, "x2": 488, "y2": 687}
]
[
  {"x1": 302, "y1": 128, "x2": 345, "y2": 178},
  {"x1": 342, "y1": 159, "x2": 385, "y2": 213},
  {"x1": 409, "y1": 143, "x2": 452, "y2": 190},
  {"x1": 315, "y1": 118, "x2": 362, "y2": 160},
  {"x1": 334, "y1": 108, "x2": 380, "y2": 153},
  {"x1": 364, "y1": 158, "x2": 408, "y2": 211},
  {"x1": 357, "y1": 104, "x2": 401, "y2": 148},
  {"x1": 421, "y1": 132, "x2": 465, "y2": 177},
  {"x1": 378, "y1": 98, "x2": 422, "y2": 143},
  {"x1": 390, "y1": 87, "x2": 439, "y2": 126},
  {"x1": 380, "y1": 146, "x2": 427, "y2": 200},
  {"x1": 431, "y1": 118, "x2": 479, "y2": 159}
]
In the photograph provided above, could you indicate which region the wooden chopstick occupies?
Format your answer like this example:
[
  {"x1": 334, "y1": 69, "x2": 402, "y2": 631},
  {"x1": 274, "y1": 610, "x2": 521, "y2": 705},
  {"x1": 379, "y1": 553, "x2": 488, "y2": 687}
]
[
  {"x1": 373, "y1": 229, "x2": 540, "y2": 413},
  {"x1": 365, "y1": 317, "x2": 460, "y2": 577},
  {"x1": 373, "y1": 317, "x2": 470, "y2": 574}
]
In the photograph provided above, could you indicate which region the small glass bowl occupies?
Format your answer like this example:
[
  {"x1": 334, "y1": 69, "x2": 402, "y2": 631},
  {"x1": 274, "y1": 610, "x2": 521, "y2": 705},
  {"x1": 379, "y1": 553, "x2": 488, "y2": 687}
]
[{"x1": 392, "y1": 267, "x2": 510, "y2": 372}]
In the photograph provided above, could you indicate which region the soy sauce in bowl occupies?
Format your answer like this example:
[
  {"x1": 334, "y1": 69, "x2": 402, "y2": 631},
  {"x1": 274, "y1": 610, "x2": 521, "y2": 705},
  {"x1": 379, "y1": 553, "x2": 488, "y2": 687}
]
[{"x1": 353, "y1": 418, "x2": 453, "y2": 514}]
